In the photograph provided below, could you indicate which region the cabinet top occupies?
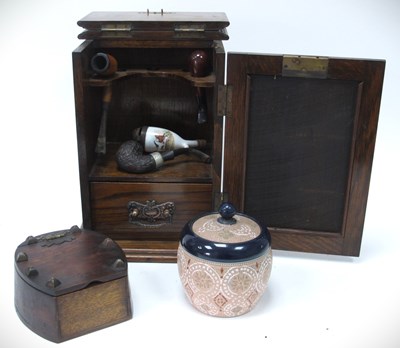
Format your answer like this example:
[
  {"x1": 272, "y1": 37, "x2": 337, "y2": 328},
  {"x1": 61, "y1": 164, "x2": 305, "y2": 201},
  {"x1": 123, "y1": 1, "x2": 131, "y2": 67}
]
[{"x1": 77, "y1": 11, "x2": 230, "y2": 41}]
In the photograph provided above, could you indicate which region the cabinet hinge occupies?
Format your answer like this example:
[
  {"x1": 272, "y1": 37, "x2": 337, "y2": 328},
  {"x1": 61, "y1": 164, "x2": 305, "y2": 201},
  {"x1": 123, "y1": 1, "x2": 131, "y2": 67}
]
[
  {"x1": 217, "y1": 85, "x2": 232, "y2": 117},
  {"x1": 101, "y1": 24, "x2": 133, "y2": 32},
  {"x1": 174, "y1": 24, "x2": 206, "y2": 32},
  {"x1": 282, "y1": 55, "x2": 329, "y2": 79}
]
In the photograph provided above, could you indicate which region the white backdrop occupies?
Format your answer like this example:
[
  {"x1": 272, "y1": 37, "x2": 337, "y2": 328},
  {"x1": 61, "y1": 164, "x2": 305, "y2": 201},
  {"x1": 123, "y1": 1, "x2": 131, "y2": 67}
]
[{"x1": 0, "y1": 0, "x2": 399, "y2": 347}]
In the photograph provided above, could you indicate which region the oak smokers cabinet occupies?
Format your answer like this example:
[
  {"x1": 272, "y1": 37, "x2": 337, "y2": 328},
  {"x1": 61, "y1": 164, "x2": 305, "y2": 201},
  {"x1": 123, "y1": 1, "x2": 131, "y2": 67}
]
[{"x1": 73, "y1": 12, "x2": 385, "y2": 262}]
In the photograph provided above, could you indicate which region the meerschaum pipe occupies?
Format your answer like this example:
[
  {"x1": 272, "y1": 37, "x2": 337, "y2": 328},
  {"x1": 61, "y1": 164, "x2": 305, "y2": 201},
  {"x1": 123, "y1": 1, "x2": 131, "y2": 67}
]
[{"x1": 132, "y1": 126, "x2": 207, "y2": 152}]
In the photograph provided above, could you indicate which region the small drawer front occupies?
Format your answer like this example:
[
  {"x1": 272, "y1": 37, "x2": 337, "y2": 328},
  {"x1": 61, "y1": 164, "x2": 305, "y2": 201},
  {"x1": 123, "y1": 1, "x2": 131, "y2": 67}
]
[{"x1": 90, "y1": 182, "x2": 213, "y2": 240}]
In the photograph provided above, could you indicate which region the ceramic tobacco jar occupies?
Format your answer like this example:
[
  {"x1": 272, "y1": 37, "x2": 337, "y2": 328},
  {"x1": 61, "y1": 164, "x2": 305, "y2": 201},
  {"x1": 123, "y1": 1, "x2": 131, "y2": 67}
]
[{"x1": 177, "y1": 203, "x2": 272, "y2": 317}]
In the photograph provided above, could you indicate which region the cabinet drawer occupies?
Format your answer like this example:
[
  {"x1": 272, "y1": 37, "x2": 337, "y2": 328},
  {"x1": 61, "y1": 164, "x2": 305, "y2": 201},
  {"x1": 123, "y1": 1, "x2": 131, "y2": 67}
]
[{"x1": 90, "y1": 182, "x2": 213, "y2": 240}]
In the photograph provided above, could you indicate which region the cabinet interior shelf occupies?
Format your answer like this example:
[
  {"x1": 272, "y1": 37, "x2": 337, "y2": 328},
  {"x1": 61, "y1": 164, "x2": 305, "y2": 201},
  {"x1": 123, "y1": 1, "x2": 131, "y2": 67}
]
[{"x1": 85, "y1": 69, "x2": 216, "y2": 88}]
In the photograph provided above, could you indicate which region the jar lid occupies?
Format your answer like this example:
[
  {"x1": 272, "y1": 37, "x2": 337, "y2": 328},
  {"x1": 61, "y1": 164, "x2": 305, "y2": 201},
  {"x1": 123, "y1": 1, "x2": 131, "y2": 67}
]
[{"x1": 180, "y1": 203, "x2": 271, "y2": 262}]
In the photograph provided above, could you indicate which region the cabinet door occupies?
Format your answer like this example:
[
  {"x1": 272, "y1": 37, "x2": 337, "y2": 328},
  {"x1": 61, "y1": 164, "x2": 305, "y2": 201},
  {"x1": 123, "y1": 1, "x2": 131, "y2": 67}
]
[{"x1": 224, "y1": 53, "x2": 385, "y2": 256}]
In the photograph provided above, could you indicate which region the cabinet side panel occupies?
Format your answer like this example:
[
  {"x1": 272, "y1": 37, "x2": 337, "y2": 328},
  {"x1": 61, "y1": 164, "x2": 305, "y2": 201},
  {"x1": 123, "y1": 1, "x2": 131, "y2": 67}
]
[{"x1": 73, "y1": 41, "x2": 98, "y2": 228}]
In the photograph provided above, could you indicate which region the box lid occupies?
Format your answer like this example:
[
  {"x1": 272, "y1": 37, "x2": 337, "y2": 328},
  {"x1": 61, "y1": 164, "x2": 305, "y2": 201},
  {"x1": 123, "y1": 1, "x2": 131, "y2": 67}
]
[
  {"x1": 14, "y1": 226, "x2": 127, "y2": 296},
  {"x1": 77, "y1": 11, "x2": 229, "y2": 40}
]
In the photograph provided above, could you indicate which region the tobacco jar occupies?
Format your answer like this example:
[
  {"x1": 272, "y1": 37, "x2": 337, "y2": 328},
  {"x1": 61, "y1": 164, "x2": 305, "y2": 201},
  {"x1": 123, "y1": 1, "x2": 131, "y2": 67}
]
[{"x1": 177, "y1": 203, "x2": 272, "y2": 317}]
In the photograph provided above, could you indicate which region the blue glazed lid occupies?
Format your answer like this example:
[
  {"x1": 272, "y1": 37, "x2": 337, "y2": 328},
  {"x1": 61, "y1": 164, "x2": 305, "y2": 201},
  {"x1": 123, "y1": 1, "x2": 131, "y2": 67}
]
[{"x1": 180, "y1": 203, "x2": 271, "y2": 262}]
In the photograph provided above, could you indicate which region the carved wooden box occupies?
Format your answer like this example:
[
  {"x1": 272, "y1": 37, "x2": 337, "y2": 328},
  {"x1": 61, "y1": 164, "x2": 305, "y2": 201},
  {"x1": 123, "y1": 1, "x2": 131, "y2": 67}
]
[
  {"x1": 14, "y1": 226, "x2": 132, "y2": 343},
  {"x1": 73, "y1": 11, "x2": 384, "y2": 261}
]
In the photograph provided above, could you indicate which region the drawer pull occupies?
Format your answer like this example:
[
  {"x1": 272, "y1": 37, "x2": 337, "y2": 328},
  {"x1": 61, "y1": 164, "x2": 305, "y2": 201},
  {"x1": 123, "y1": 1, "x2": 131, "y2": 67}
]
[{"x1": 128, "y1": 200, "x2": 175, "y2": 227}]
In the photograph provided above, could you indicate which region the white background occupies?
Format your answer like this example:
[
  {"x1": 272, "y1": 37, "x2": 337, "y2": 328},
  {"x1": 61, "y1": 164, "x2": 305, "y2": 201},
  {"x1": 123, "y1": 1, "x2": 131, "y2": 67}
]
[{"x1": 0, "y1": 0, "x2": 399, "y2": 347}]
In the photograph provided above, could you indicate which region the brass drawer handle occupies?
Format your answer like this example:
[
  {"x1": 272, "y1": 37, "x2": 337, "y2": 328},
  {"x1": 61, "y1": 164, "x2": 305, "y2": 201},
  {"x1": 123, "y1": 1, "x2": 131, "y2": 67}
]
[{"x1": 127, "y1": 200, "x2": 175, "y2": 228}]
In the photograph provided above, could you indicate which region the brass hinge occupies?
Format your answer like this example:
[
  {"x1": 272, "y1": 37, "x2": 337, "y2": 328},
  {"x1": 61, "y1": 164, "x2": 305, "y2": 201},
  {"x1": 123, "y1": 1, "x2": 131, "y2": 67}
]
[
  {"x1": 101, "y1": 24, "x2": 132, "y2": 32},
  {"x1": 174, "y1": 24, "x2": 206, "y2": 32},
  {"x1": 217, "y1": 85, "x2": 232, "y2": 117},
  {"x1": 282, "y1": 55, "x2": 329, "y2": 79}
]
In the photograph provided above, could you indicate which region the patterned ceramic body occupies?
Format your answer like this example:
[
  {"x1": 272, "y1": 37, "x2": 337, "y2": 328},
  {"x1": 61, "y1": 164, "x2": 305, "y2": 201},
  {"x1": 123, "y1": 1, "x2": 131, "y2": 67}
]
[{"x1": 177, "y1": 203, "x2": 272, "y2": 317}]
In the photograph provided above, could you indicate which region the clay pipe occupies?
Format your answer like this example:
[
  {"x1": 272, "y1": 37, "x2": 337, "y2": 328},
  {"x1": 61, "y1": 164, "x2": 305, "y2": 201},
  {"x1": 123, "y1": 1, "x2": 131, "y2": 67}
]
[
  {"x1": 95, "y1": 84, "x2": 112, "y2": 154},
  {"x1": 188, "y1": 50, "x2": 210, "y2": 124},
  {"x1": 116, "y1": 140, "x2": 190, "y2": 174}
]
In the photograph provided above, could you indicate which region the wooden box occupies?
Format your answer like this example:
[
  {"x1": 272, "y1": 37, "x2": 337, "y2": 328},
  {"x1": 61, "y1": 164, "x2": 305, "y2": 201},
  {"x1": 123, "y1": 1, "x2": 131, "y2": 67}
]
[
  {"x1": 73, "y1": 12, "x2": 384, "y2": 261},
  {"x1": 14, "y1": 226, "x2": 132, "y2": 343}
]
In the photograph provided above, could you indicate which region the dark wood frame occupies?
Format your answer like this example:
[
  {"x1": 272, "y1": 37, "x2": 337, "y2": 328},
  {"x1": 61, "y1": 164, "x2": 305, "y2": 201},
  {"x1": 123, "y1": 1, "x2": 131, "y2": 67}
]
[{"x1": 224, "y1": 53, "x2": 385, "y2": 256}]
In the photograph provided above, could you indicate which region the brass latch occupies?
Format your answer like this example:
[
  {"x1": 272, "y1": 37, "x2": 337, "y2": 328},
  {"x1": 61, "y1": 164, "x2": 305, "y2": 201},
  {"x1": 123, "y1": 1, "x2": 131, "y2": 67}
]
[
  {"x1": 218, "y1": 85, "x2": 233, "y2": 117},
  {"x1": 282, "y1": 55, "x2": 329, "y2": 78}
]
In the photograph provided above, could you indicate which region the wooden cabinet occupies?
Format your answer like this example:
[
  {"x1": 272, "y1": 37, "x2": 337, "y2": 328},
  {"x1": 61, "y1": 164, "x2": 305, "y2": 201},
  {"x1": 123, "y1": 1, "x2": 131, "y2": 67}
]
[
  {"x1": 73, "y1": 12, "x2": 385, "y2": 261},
  {"x1": 73, "y1": 12, "x2": 228, "y2": 262}
]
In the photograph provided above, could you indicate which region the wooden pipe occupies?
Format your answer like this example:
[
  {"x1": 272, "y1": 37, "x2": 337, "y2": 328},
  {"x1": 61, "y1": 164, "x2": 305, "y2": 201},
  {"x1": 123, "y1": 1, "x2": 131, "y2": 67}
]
[
  {"x1": 95, "y1": 84, "x2": 112, "y2": 154},
  {"x1": 116, "y1": 140, "x2": 211, "y2": 174},
  {"x1": 90, "y1": 53, "x2": 118, "y2": 76},
  {"x1": 91, "y1": 53, "x2": 117, "y2": 154},
  {"x1": 116, "y1": 140, "x2": 188, "y2": 174},
  {"x1": 188, "y1": 50, "x2": 210, "y2": 124}
]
